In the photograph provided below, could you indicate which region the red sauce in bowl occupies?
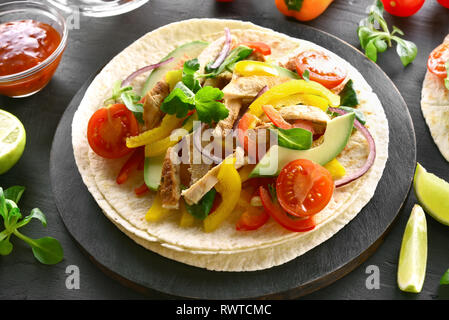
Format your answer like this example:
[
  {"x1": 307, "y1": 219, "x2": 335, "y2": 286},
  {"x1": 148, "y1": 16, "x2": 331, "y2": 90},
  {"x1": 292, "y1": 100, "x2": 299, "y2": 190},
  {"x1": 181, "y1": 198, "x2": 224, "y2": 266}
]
[{"x1": 0, "y1": 20, "x2": 63, "y2": 97}]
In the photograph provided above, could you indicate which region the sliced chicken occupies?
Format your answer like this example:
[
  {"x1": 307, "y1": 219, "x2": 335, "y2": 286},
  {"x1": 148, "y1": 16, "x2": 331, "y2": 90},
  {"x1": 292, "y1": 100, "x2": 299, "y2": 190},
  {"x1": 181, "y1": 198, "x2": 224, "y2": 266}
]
[
  {"x1": 222, "y1": 75, "x2": 290, "y2": 100},
  {"x1": 143, "y1": 81, "x2": 169, "y2": 130},
  {"x1": 213, "y1": 98, "x2": 242, "y2": 137},
  {"x1": 159, "y1": 147, "x2": 181, "y2": 210},
  {"x1": 203, "y1": 71, "x2": 233, "y2": 90},
  {"x1": 277, "y1": 105, "x2": 330, "y2": 124},
  {"x1": 182, "y1": 149, "x2": 246, "y2": 205}
]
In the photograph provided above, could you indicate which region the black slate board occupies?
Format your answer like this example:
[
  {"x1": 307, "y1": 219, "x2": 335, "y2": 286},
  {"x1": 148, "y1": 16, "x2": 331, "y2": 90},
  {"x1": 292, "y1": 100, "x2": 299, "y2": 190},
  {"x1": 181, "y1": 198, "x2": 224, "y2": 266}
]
[{"x1": 50, "y1": 20, "x2": 416, "y2": 299}]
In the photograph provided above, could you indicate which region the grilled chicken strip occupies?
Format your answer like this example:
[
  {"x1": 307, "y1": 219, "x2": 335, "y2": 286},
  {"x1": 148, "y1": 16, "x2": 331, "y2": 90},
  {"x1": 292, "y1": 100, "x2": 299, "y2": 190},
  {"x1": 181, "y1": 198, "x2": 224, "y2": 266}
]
[
  {"x1": 143, "y1": 81, "x2": 169, "y2": 130},
  {"x1": 222, "y1": 75, "x2": 290, "y2": 100},
  {"x1": 159, "y1": 147, "x2": 181, "y2": 210}
]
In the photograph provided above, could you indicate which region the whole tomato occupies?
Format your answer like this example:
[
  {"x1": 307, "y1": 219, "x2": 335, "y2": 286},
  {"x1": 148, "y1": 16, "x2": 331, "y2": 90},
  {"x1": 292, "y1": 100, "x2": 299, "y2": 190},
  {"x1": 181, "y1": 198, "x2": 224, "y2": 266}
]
[
  {"x1": 381, "y1": 0, "x2": 425, "y2": 17},
  {"x1": 437, "y1": 0, "x2": 449, "y2": 8}
]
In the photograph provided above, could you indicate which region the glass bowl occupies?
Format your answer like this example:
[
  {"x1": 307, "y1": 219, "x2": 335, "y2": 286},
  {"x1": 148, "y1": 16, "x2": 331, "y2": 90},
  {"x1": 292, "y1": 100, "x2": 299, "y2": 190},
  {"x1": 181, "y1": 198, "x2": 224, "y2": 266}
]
[
  {"x1": 47, "y1": 0, "x2": 150, "y2": 18},
  {"x1": 0, "y1": 1, "x2": 68, "y2": 98}
]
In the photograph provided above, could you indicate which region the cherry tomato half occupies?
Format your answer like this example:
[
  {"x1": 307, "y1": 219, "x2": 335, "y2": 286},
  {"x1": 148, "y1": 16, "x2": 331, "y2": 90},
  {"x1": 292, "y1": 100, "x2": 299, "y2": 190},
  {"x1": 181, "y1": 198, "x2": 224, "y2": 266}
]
[
  {"x1": 239, "y1": 42, "x2": 272, "y2": 56},
  {"x1": 427, "y1": 42, "x2": 449, "y2": 79},
  {"x1": 276, "y1": 159, "x2": 334, "y2": 217},
  {"x1": 437, "y1": 0, "x2": 449, "y2": 9},
  {"x1": 381, "y1": 0, "x2": 425, "y2": 17},
  {"x1": 295, "y1": 50, "x2": 347, "y2": 89},
  {"x1": 87, "y1": 103, "x2": 139, "y2": 159},
  {"x1": 259, "y1": 186, "x2": 316, "y2": 232}
]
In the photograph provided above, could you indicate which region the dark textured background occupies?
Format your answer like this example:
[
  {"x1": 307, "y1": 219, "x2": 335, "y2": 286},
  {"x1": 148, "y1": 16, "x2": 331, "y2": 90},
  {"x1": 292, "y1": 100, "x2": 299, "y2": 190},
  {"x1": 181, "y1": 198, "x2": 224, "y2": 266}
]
[{"x1": 0, "y1": 0, "x2": 448, "y2": 299}]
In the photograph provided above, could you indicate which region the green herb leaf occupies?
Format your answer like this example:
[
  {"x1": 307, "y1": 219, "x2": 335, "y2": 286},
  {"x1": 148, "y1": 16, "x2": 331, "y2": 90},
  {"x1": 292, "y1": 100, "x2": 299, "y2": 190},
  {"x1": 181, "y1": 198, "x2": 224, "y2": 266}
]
[
  {"x1": 185, "y1": 189, "x2": 217, "y2": 220},
  {"x1": 7, "y1": 207, "x2": 22, "y2": 228},
  {"x1": 0, "y1": 188, "x2": 7, "y2": 220},
  {"x1": 30, "y1": 237, "x2": 64, "y2": 265},
  {"x1": 394, "y1": 37, "x2": 417, "y2": 67},
  {"x1": 284, "y1": 0, "x2": 304, "y2": 11},
  {"x1": 445, "y1": 60, "x2": 449, "y2": 91},
  {"x1": 182, "y1": 58, "x2": 201, "y2": 93},
  {"x1": 195, "y1": 87, "x2": 228, "y2": 124},
  {"x1": 104, "y1": 80, "x2": 132, "y2": 105},
  {"x1": 120, "y1": 91, "x2": 144, "y2": 124},
  {"x1": 0, "y1": 238, "x2": 13, "y2": 256},
  {"x1": 16, "y1": 208, "x2": 47, "y2": 229},
  {"x1": 358, "y1": 0, "x2": 417, "y2": 67},
  {"x1": 339, "y1": 80, "x2": 359, "y2": 107},
  {"x1": 204, "y1": 46, "x2": 253, "y2": 78},
  {"x1": 161, "y1": 83, "x2": 196, "y2": 118},
  {"x1": 4, "y1": 186, "x2": 25, "y2": 204},
  {"x1": 302, "y1": 69, "x2": 310, "y2": 82},
  {"x1": 339, "y1": 106, "x2": 366, "y2": 125},
  {"x1": 441, "y1": 269, "x2": 449, "y2": 285},
  {"x1": 270, "y1": 125, "x2": 313, "y2": 150}
]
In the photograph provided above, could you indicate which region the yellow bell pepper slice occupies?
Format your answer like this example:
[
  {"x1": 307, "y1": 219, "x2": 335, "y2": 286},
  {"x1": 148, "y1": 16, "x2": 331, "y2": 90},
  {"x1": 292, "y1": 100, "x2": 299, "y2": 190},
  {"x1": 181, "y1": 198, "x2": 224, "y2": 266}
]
[
  {"x1": 324, "y1": 158, "x2": 346, "y2": 180},
  {"x1": 249, "y1": 79, "x2": 340, "y2": 117},
  {"x1": 272, "y1": 93, "x2": 329, "y2": 112},
  {"x1": 126, "y1": 114, "x2": 183, "y2": 148},
  {"x1": 145, "y1": 194, "x2": 171, "y2": 222},
  {"x1": 204, "y1": 158, "x2": 242, "y2": 232},
  {"x1": 165, "y1": 70, "x2": 182, "y2": 91},
  {"x1": 234, "y1": 61, "x2": 280, "y2": 77},
  {"x1": 145, "y1": 113, "x2": 196, "y2": 157},
  {"x1": 179, "y1": 201, "x2": 195, "y2": 228}
]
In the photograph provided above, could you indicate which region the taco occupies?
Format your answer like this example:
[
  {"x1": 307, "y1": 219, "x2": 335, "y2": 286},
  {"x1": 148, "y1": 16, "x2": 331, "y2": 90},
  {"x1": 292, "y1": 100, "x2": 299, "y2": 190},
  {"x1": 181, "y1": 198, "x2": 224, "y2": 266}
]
[
  {"x1": 421, "y1": 34, "x2": 449, "y2": 162},
  {"x1": 72, "y1": 19, "x2": 388, "y2": 271}
]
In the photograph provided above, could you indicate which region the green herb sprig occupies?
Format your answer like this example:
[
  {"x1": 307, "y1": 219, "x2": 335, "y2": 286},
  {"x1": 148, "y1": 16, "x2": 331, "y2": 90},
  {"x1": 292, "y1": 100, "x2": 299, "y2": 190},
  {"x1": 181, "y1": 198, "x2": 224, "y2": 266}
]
[
  {"x1": 270, "y1": 125, "x2": 313, "y2": 150},
  {"x1": 358, "y1": 0, "x2": 417, "y2": 66},
  {"x1": 184, "y1": 189, "x2": 217, "y2": 220},
  {"x1": 104, "y1": 80, "x2": 144, "y2": 124},
  {"x1": 0, "y1": 186, "x2": 63, "y2": 265},
  {"x1": 204, "y1": 46, "x2": 253, "y2": 78},
  {"x1": 161, "y1": 59, "x2": 229, "y2": 125}
]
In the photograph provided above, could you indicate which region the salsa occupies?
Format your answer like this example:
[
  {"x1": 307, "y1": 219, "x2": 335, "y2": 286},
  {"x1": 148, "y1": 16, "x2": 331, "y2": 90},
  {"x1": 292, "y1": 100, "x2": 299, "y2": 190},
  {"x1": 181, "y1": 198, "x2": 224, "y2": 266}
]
[{"x1": 0, "y1": 20, "x2": 62, "y2": 97}]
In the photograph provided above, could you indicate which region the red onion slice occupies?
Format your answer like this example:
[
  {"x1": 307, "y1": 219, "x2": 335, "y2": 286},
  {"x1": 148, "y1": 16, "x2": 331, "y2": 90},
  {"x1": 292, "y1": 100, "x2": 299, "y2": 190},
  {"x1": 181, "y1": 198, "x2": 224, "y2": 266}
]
[
  {"x1": 209, "y1": 28, "x2": 231, "y2": 70},
  {"x1": 122, "y1": 57, "x2": 175, "y2": 87},
  {"x1": 328, "y1": 107, "x2": 376, "y2": 188}
]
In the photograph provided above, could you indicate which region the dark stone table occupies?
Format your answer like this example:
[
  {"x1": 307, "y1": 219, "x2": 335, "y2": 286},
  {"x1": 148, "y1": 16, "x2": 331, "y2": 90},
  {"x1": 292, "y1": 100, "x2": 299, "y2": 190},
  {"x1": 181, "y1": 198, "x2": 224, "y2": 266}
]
[{"x1": 0, "y1": 0, "x2": 448, "y2": 299}]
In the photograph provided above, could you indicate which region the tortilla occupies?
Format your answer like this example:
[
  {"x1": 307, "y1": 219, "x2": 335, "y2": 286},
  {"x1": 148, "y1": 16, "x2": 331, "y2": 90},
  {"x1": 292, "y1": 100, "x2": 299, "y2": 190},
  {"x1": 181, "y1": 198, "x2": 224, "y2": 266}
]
[
  {"x1": 421, "y1": 34, "x2": 449, "y2": 162},
  {"x1": 72, "y1": 19, "x2": 389, "y2": 271}
]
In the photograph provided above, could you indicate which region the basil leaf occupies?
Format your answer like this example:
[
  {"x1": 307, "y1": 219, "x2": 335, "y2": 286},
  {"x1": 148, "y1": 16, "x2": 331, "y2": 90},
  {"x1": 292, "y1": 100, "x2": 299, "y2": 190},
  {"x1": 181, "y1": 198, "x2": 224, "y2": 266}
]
[
  {"x1": 4, "y1": 186, "x2": 25, "y2": 204},
  {"x1": 270, "y1": 126, "x2": 313, "y2": 150},
  {"x1": 185, "y1": 188, "x2": 217, "y2": 220},
  {"x1": 445, "y1": 60, "x2": 449, "y2": 91},
  {"x1": 357, "y1": 26, "x2": 373, "y2": 49},
  {"x1": 394, "y1": 37, "x2": 417, "y2": 67},
  {"x1": 30, "y1": 237, "x2": 64, "y2": 265},
  {"x1": 339, "y1": 80, "x2": 359, "y2": 107},
  {"x1": 284, "y1": 0, "x2": 304, "y2": 11},
  {"x1": 204, "y1": 46, "x2": 253, "y2": 78},
  {"x1": 339, "y1": 106, "x2": 366, "y2": 125},
  {"x1": 0, "y1": 238, "x2": 13, "y2": 256},
  {"x1": 195, "y1": 86, "x2": 229, "y2": 124},
  {"x1": 441, "y1": 269, "x2": 449, "y2": 285}
]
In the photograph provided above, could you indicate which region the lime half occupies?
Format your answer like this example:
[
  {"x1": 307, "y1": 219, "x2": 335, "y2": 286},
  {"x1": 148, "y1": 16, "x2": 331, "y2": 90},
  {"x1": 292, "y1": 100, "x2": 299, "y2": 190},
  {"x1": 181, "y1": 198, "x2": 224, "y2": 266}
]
[
  {"x1": 397, "y1": 204, "x2": 428, "y2": 293},
  {"x1": 414, "y1": 163, "x2": 449, "y2": 226},
  {"x1": 0, "y1": 109, "x2": 26, "y2": 174}
]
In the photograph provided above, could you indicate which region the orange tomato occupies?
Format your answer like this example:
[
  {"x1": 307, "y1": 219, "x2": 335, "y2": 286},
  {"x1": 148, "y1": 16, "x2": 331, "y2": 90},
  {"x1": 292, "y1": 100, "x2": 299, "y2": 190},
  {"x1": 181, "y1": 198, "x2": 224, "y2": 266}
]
[{"x1": 275, "y1": 0, "x2": 334, "y2": 21}]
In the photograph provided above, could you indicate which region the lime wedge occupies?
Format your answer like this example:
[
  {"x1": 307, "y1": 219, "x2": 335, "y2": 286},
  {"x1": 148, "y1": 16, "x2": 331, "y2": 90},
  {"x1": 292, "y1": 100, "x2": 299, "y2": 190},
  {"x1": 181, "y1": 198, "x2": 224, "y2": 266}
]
[
  {"x1": 414, "y1": 163, "x2": 449, "y2": 226},
  {"x1": 0, "y1": 109, "x2": 26, "y2": 174},
  {"x1": 397, "y1": 204, "x2": 428, "y2": 293}
]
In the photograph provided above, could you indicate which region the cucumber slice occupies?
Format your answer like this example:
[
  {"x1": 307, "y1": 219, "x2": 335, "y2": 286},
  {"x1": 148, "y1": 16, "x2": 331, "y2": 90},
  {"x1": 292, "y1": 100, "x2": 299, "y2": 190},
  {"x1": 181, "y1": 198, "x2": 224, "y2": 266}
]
[
  {"x1": 144, "y1": 155, "x2": 165, "y2": 191},
  {"x1": 141, "y1": 41, "x2": 209, "y2": 96}
]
